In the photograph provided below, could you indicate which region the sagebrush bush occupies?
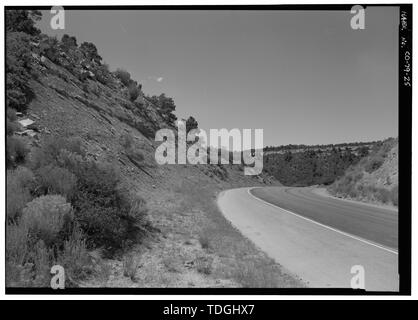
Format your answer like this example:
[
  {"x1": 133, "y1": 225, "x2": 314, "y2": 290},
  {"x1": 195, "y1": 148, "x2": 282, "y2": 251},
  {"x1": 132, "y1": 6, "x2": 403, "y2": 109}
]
[
  {"x1": 80, "y1": 42, "x2": 102, "y2": 63},
  {"x1": 21, "y1": 195, "x2": 73, "y2": 246},
  {"x1": 198, "y1": 229, "x2": 212, "y2": 250},
  {"x1": 231, "y1": 260, "x2": 279, "y2": 288},
  {"x1": 123, "y1": 254, "x2": 140, "y2": 281},
  {"x1": 6, "y1": 167, "x2": 34, "y2": 221},
  {"x1": 114, "y1": 68, "x2": 131, "y2": 86},
  {"x1": 10, "y1": 166, "x2": 35, "y2": 189},
  {"x1": 120, "y1": 133, "x2": 134, "y2": 149},
  {"x1": 36, "y1": 165, "x2": 77, "y2": 199},
  {"x1": 6, "y1": 223, "x2": 29, "y2": 266},
  {"x1": 56, "y1": 149, "x2": 86, "y2": 175},
  {"x1": 195, "y1": 256, "x2": 213, "y2": 275},
  {"x1": 95, "y1": 64, "x2": 111, "y2": 85},
  {"x1": 127, "y1": 195, "x2": 148, "y2": 222},
  {"x1": 70, "y1": 161, "x2": 146, "y2": 253},
  {"x1": 6, "y1": 223, "x2": 92, "y2": 287},
  {"x1": 29, "y1": 136, "x2": 85, "y2": 169},
  {"x1": 7, "y1": 136, "x2": 28, "y2": 167},
  {"x1": 21, "y1": 134, "x2": 148, "y2": 255},
  {"x1": 57, "y1": 227, "x2": 92, "y2": 283},
  {"x1": 7, "y1": 119, "x2": 20, "y2": 136},
  {"x1": 6, "y1": 32, "x2": 36, "y2": 112},
  {"x1": 6, "y1": 209, "x2": 93, "y2": 287},
  {"x1": 128, "y1": 82, "x2": 140, "y2": 101},
  {"x1": 7, "y1": 107, "x2": 18, "y2": 121},
  {"x1": 88, "y1": 81, "x2": 100, "y2": 96},
  {"x1": 40, "y1": 36, "x2": 60, "y2": 63},
  {"x1": 31, "y1": 239, "x2": 55, "y2": 286}
]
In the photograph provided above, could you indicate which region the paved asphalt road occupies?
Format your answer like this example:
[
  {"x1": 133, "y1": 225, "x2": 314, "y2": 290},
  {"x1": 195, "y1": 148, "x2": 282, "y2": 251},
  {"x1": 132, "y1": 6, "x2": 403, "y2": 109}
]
[{"x1": 217, "y1": 187, "x2": 399, "y2": 291}]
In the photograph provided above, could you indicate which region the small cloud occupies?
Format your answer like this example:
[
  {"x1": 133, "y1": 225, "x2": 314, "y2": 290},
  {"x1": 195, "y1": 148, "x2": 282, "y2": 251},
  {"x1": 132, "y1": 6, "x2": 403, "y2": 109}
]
[{"x1": 148, "y1": 76, "x2": 164, "y2": 83}]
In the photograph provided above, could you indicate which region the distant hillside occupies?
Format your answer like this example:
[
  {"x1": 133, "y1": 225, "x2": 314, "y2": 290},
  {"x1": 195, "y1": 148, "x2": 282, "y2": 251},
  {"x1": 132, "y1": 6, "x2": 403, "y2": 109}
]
[
  {"x1": 263, "y1": 142, "x2": 377, "y2": 186},
  {"x1": 328, "y1": 138, "x2": 398, "y2": 206},
  {"x1": 264, "y1": 141, "x2": 376, "y2": 155}
]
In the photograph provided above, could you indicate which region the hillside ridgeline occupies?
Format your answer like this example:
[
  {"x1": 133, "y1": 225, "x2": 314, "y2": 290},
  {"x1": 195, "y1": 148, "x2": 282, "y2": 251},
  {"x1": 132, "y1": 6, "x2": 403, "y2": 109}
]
[{"x1": 263, "y1": 142, "x2": 376, "y2": 186}]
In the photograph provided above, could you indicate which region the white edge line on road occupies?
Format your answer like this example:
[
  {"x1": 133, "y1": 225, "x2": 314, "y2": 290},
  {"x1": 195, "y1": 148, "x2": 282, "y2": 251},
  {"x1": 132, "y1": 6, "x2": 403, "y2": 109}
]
[{"x1": 247, "y1": 187, "x2": 398, "y2": 255}]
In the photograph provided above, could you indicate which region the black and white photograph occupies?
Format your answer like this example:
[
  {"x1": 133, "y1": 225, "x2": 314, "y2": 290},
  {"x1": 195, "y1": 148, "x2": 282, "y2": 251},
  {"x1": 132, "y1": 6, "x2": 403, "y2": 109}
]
[{"x1": 2, "y1": 3, "x2": 412, "y2": 299}]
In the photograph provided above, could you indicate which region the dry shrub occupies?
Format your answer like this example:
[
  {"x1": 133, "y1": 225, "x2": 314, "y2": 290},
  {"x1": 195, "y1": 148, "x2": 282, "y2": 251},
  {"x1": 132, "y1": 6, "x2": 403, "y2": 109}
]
[
  {"x1": 7, "y1": 136, "x2": 29, "y2": 167},
  {"x1": 114, "y1": 68, "x2": 131, "y2": 86},
  {"x1": 70, "y1": 161, "x2": 145, "y2": 253},
  {"x1": 7, "y1": 107, "x2": 17, "y2": 121},
  {"x1": 6, "y1": 223, "x2": 29, "y2": 266},
  {"x1": 120, "y1": 132, "x2": 134, "y2": 149},
  {"x1": 128, "y1": 82, "x2": 140, "y2": 101},
  {"x1": 127, "y1": 195, "x2": 148, "y2": 223},
  {"x1": 6, "y1": 218, "x2": 92, "y2": 287},
  {"x1": 198, "y1": 229, "x2": 212, "y2": 250},
  {"x1": 7, "y1": 119, "x2": 20, "y2": 135},
  {"x1": 231, "y1": 260, "x2": 279, "y2": 288},
  {"x1": 365, "y1": 155, "x2": 385, "y2": 173},
  {"x1": 58, "y1": 227, "x2": 92, "y2": 283},
  {"x1": 29, "y1": 136, "x2": 85, "y2": 170},
  {"x1": 36, "y1": 165, "x2": 77, "y2": 199},
  {"x1": 21, "y1": 195, "x2": 73, "y2": 246},
  {"x1": 7, "y1": 167, "x2": 34, "y2": 221},
  {"x1": 31, "y1": 240, "x2": 55, "y2": 286},
  {"x1": 123, "y1": 254, "x2": 140, "y2": 281},
  {"x1": 195, "y1": 256, "x2": 213, "y2": 275}
]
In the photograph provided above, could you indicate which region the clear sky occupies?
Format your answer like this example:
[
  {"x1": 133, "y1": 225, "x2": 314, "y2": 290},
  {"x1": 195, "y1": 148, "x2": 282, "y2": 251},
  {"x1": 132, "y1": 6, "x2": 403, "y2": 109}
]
[{"x1": 37, "y1": 7, "x2": 399, "y2": 147}]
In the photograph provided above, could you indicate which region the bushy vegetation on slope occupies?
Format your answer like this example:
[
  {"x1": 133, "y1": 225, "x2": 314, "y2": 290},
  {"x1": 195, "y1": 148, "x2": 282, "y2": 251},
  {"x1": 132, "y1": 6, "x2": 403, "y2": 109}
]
[
  {"x1": 5, "y1": 10, "x2": 153, "y2": 286},
  {"x1": 5, "y1": 9, "x2": 181, "y2": 137},
  {"x1": 6, "y1": 135, "x2": 149, "y2": 286},
  {"x1": 263, "y1": 146, "x2": 366, "y2": 186},
  {"x1": 328, "y1": 138, "x2": 398, "y2": 206}
]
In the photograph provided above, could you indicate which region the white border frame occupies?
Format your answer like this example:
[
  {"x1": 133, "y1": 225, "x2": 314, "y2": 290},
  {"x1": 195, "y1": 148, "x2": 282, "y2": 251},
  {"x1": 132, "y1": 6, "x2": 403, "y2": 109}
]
[{"x1": 0, "y1": 0, "x2": 415, "y2": 300}]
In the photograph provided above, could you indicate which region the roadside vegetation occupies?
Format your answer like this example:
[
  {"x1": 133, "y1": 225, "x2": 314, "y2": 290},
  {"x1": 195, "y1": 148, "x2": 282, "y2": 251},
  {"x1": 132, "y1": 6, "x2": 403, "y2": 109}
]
[
  {"x1": 165, "y1": 180, "x2": 302, "y2": 288},
  {"x1": 6, "y1": 135, "x2": 149, "y2": 287},
  {"x1": 328, "y1": 138, "x2": 398, "y2": 206},
  {"x1": 5, "y1": 10, "x2": 151, "y2": 287}
]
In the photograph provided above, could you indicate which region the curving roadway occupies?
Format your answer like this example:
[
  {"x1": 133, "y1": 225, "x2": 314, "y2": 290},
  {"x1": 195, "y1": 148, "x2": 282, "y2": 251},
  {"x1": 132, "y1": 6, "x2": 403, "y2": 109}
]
[{"x1": 217, "y1": 186, "x2": 398, "y2": 291}]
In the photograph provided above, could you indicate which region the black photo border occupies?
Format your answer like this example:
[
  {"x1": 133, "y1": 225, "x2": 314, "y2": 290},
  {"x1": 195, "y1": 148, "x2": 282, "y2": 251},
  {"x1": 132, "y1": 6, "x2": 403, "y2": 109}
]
[{"x1": 4, "y1": 3, "x2": 412, "y2": 296}]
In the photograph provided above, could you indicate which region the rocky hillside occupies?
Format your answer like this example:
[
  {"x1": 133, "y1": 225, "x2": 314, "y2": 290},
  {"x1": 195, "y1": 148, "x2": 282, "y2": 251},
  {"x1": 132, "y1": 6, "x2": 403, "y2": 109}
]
[
  {"x1": 263, "y1": 139, "x2": 382, "y2": 187},
  {"x1": 328, "y1": 138, "x2": 398, "y2": 206},
  {"x1": 10, "y1": 31, "x2": 276, "y2": 200},
  {"x1": 6, "y1": 10, "x2": 300, "y2": 289}
]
